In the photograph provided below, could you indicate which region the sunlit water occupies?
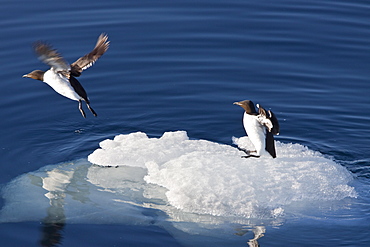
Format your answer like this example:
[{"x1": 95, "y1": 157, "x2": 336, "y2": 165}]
[{"x1": 0, "y1": 0, "x2": 369, "y2": 246}]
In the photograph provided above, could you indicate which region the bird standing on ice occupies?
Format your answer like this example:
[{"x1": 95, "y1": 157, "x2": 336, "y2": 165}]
[
  {"x1": 234, "y1": 100, "x2": 280, "y2": 158},
  {"x1": 23, "y1": 33, "x2": 110, "y2": 118}
]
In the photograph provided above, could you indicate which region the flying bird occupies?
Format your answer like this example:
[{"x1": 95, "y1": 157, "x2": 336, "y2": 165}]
[
  {"x1": 234, "y1": 100, "x2": 280, "y2": 158},
  {"x1": 23, "y1": 33, "x2": 110, "y2": 118}
]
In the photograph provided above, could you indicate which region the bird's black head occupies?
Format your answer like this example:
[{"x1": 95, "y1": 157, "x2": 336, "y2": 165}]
[
  {"x1": 22, "y1": 70, "x2": 45, "y2": 81},
  {"x1": 233, "y1": 100, "x2": 257, "y2": 114}
]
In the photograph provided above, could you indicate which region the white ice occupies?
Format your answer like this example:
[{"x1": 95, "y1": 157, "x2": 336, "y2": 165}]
[{"x1": 88, "y1": 131, "x2": 357, "y2": 218}]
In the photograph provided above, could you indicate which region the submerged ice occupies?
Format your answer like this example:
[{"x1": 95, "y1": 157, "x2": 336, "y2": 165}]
[
  {"x1": 0, "y1": 131, "x2": 359, "y2": 246},
  {"x1": 0, "y1": 131, "x2": 357, "y2": 222},
  {"x1": 88, "y1": 131, "x2": 357, "y2": 218}
]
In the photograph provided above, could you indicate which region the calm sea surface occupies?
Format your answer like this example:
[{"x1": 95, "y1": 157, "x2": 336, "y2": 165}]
[{"x1": 0, "y1": 0, "x2": 369, "y2": 246}]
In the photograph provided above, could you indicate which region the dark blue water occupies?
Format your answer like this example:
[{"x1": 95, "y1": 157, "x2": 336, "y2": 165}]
[{"x1": 0, "y1": 0, "x2": 369, "y2": 246}]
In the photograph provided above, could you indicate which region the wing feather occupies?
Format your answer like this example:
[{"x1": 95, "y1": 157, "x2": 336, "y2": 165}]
[
  {"x1": 34, "y1": 42, "x2": 70, "y2": 77},
  {"x1": 256, "y1": 104, "x2": 279, "y2": 135},
  {"x1": 70, "y1": 33, "x2": 110, "y2": 77}
]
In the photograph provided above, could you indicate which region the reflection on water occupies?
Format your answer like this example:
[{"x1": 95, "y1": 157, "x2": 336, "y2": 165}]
[
  {"x1": 247, "y1": 226, "x2": 265, "y2": 247},
  {"x1": 40, "y1": 214, "x2": 65, "y2": 247},
  {"x1": 7, "y1": 160, "x2": 267, "y2": 246},
  {"x1": 236, "y1": 226, "x2": 265, "y2": 247},
  {"x1": 35, "y1": 165, "x2": 89, "y2": 246},
  {"x1": 39, "y1": 169, "x2": 73, "y2": 247}
]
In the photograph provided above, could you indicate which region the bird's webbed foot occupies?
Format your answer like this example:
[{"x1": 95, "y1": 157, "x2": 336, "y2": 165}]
[
  {"x1": 237, "y1": 147, "x2": 260, "y2": 158},
  {"x1": 241, "y1": 154, "x2": 260, "y2": 158}
]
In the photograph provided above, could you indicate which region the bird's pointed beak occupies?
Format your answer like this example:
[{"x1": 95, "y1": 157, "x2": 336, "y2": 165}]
[
  {"x1": 233, "y1": 101, "x2": 242, "y2": 106},
  {"x1": 22, "y1": 74, "x2": 29, "y2": 78}
]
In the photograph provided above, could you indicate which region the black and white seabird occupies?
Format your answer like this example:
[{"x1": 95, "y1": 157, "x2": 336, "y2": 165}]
[
  {"x1": 23, "y1": 33, "x2": 110, "y2": 118},
  {"x1": 234, "y1": 100, "x2": 280, "y2": 158}
]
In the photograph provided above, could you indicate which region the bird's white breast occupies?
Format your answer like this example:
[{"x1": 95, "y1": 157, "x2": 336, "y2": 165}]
[
  {"x1": 43, "y1": 69, "x2": 81, "y2": 101},
  {"x1": 243, "y1": 112, "x2": 266, "y2": 155}
]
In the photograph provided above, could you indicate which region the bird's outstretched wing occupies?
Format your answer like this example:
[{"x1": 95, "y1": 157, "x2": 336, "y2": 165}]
[
  {"x1": 34, "y1": 42, "x2": 70, "y2": 77},
  {"x1": 70, "y1": 33, "x2": 110, "y2": 77},
  {"x1": 256, "y1": 104, "x2": 280, "y2": 135}
]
